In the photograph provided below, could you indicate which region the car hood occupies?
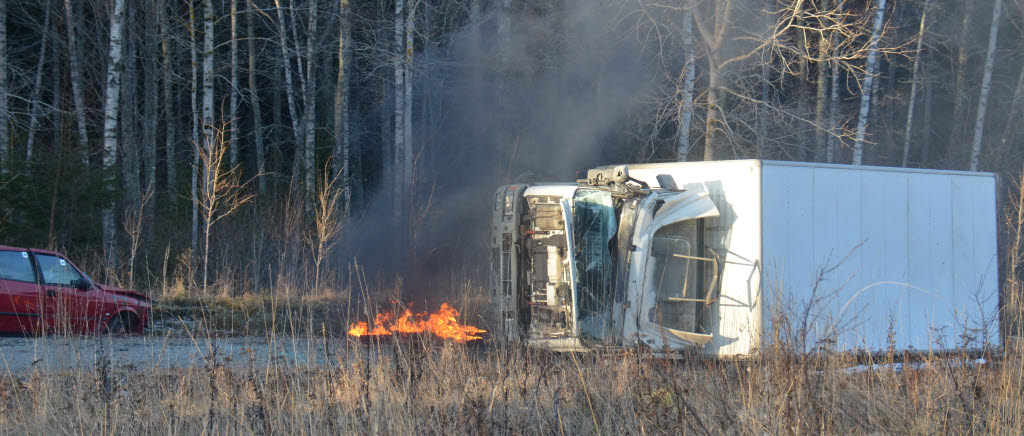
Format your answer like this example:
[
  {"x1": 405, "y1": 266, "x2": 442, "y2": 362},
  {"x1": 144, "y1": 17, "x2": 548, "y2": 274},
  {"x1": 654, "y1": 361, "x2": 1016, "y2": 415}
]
[{"x1": 96, "y1": 283, "x2": 151, "y2": 302}]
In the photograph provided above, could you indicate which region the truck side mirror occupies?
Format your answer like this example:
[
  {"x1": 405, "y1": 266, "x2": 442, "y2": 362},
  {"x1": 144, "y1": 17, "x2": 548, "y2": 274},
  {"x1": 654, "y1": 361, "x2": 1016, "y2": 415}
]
[{"x1": 74, "y1": 278, "x2": 91, "y2": 291}]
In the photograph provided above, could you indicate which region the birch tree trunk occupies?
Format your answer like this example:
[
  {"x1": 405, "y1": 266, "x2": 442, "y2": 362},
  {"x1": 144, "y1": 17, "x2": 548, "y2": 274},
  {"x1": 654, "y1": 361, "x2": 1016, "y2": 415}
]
[
  {"x1": 229, "y1": 0, "x2": 239, "y2": 168},
  {"x1": 202, "y1": 0, "x2": 214, "y2": 153},
  {"x1": 303, "y1": 0, "x2": 318, "y2": 213},
  {"x1": 676, "y1": 8, "x2": 695, "y2": 161},
  {"x1": 160, "y1": 0, "x2": 176, "y2": 196},
  {"x1": 333, "y1": 0, "x2": 350, "y2": 211},
  {"x1": 901, "y1": 0, "x2": 931, "y2": 167},
  {"x1": 0, "y1": 0, "x2": 8, "y2": 172},
  {"x1": 273, "y1": 0, "x2": 302, "y2": 157},
  {"x1": 248, "y1": 0, "x2": 266, "y2": 194},
  {"x1": 968, "y1": 0, "x2": 1003, "y2": 172},
  {"x1": 690, "y1": 0, "x2": 729, "y2": 161},
  {"x1": 852, "y1": 0, "x2": 886, "y2": 166},
  {"x1": 200, "y1": 0, "x2": 214, "y2": 280},
  {"x1": 102, "y1": 0, "x2": 128, "y2": 268},
  {"x1": 64, "y1": 0, "x2": 89, "y2": 164},
  {"x1": 25, "y1": 0, "x2": 53, "y2": 162}
]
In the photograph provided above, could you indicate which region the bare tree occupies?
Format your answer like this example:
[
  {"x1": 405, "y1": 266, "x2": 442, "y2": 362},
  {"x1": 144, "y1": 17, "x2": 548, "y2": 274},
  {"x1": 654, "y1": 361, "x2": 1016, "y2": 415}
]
[
  {"x1": 161, "y1": 0, "x2": 177, "y2": 196},
  {"x1": 273, "y1": 0, "x2": 303, "y2": 171},
  {"x1": 64, "y1": 0, "x2": 89, "y2": 163},
  {"x1": 123, "y1": 186, "x2": 154, "y2": 289},
  {"x1": 949, "y1": 3, "x2": 971, "y2": 158},
  {"x1": 852, "y1": 0, "x2": 887, "y2": 166},
  {"x1": 393, "y1": 0, "x2": 405, "y2": 237},
  {"x1": 102, "y1": 0, "x2": 128, "y2": 268},
  {"x1": 676, "y1": 7, "x2": 696, "y2": 161},
  {"x1": 997, "y1": 55, "x2": 1024, "y2": 165},
  {"x1": 302, "y1": 0, "x2": 318, "y2": 213},
  {"x1": 197, "y1": 122, "x2": 256, "y2": 294},
  {"x1": 230, "y1": 0, "x2": 240, "y2": 168},
  {"x1": 824, "y1": 2, "x2": 844, "y2": 163},
  {"x1": 333, "y1": 0, "x2": 350, "y2": 211},
  {"x1": 201, "y1": 0, "x2": 214, "y2": 180},
  {"x1": 25, "y1": 0, "x2": 53, "y2": 162},
  {"x1": 196, "y1": 0, "x2": 215, "y2": 257},
  {"x1": 190, "y1": 0, "x2": 200, "y2": 252},
  {"x1": 0, "y1": 0, "x2": 7, "y2": 172},
  {"x1": 901, "y1": 0, "x2": 931, "y2": 167},
  {"x1": 307, "y1": 165, "x2": 344, "y2": 293},
  {"x1": 403, "y1": 0, "x2": 414, "y2": 222},
  {"x1": 121, "y1": 7, "x2": 141, "y2": 211},
  {"x1": 248, "y1": 0, "x2": 266, "y2": 194},
  {"x1": 813, "y1": 0, "x2": 831, "y2": 162},
  {"x1": 968, "y1": 0, "x2": 1004, "y2": 172},
  {"x1": 143, "y1": 0, "x2": 159, "y2": 196}
]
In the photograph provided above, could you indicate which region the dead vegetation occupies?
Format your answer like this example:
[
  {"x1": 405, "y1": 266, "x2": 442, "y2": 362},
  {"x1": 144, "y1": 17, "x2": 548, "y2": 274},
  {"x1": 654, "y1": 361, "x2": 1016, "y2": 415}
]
[{"x1": 0, "y1": 326, "x2": 1019, "y2": 434}]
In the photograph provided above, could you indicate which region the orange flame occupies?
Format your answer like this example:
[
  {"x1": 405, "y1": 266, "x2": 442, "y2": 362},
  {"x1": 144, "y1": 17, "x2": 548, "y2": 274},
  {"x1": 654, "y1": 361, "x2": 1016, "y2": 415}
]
[{"x1": 348, "y1": 303, "x2": 487, "y2": 342}]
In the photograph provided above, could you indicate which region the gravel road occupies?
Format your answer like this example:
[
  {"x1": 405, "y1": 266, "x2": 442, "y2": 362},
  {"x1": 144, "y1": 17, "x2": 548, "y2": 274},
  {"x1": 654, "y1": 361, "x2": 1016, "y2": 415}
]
[{"x1": 0, "y1": 335, "x2": 351, "y2": 375}]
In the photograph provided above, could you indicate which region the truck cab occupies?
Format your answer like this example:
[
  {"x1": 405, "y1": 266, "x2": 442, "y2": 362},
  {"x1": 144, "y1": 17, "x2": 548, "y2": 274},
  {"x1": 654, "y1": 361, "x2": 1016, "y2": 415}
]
[{"x1": 492, "y1": 165, "x2": 721, "y2": 352}]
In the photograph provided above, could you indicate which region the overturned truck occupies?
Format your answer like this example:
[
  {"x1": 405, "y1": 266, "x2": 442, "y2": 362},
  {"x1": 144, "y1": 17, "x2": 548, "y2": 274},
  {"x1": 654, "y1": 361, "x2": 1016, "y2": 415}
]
[{"x1": 491, "y1": 160, "x2": 1001, "y2": 357}]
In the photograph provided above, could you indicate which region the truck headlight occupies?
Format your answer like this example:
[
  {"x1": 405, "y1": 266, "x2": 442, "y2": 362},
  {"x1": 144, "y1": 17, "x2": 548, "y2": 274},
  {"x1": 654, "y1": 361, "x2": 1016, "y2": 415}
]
[{"x1": 504, "y1": 186, "x2": 517, "y2": 216}]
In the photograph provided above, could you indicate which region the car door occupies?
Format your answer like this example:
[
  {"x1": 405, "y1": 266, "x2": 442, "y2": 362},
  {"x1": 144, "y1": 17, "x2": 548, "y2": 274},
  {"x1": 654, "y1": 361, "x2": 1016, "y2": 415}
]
[
  {"x1": 34, "y1": 253, "x2": 94, "y2": 334},
  {"x1": 0, "y1": 249, "x2": 43, "y2": 333}
]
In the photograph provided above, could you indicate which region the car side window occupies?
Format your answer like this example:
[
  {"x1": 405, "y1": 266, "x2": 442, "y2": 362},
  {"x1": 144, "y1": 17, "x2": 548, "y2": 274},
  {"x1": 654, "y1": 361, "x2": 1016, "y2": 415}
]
[
  {"x1": 36, "y1": 254, "x2": 83, "y2": 287},
  {"x1": 0, "y1": 250, "x2": 36, "y2": 283}
]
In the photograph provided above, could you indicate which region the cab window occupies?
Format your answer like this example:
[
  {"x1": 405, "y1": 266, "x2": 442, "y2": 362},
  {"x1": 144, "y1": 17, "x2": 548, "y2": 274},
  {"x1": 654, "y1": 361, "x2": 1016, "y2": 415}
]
[
  {"x1": 0, "y1": 250, "x2": 36, "y2": 283},
  {"x1": 36, "y1": 254, "x2": 83, "y2": 287},
  {"x1": 649, "y1": 220, "x2": 703, "y2": 333}
]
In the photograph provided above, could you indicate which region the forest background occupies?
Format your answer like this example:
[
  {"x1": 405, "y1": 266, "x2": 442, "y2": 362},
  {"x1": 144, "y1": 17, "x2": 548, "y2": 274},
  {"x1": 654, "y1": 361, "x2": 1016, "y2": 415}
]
[{"x1": 0, "y1": 0, "x2": 1021, "y2": 302}]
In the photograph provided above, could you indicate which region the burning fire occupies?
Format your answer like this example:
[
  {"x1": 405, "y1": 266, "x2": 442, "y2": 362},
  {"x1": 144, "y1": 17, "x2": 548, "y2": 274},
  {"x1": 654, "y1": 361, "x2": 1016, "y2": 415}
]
[{"x1": 348, "y1": 303, "x2": 487, "y2": 342}]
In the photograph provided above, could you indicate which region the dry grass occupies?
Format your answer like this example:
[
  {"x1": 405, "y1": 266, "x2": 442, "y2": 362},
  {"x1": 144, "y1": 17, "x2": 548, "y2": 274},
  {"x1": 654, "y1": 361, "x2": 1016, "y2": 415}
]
[{"x1": 0, "y1": 329, "x2": 1020, "y2": 434}]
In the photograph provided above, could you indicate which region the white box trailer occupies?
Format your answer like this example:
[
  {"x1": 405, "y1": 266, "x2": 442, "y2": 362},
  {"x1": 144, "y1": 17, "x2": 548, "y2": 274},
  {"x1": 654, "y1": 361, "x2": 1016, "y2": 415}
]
[
  {"x1": 629, "y1": 160, "x2": 1000, "y2": 356},
  {"x1": 492, "y1": 160, "x2": 1000, "y2": 357}
]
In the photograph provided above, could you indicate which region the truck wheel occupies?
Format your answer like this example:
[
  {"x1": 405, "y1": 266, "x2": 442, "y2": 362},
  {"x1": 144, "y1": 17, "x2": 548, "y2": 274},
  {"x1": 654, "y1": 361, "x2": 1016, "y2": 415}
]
[{"x1": 105, "y1": 313, "x2": 137, "y2": 334}]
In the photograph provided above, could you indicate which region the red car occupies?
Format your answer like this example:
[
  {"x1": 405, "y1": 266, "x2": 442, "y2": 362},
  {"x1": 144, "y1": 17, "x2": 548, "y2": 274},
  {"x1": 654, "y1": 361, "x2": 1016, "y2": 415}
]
[{"x1": 0, "y1": 245, "x2": 149, "y2": 334}]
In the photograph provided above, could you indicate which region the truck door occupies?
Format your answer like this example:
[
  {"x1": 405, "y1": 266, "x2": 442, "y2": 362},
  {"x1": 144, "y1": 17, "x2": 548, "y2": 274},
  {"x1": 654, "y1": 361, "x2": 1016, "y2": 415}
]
[
  {"x1": 631, "y1": 188, "x2": 720, "y2": 350},
  {"x1": 648, "y1": 220, "x2": 716, "y2": 339},
  {"x1": 0, "y1": 249, "x2": 42, "y2": 333}
]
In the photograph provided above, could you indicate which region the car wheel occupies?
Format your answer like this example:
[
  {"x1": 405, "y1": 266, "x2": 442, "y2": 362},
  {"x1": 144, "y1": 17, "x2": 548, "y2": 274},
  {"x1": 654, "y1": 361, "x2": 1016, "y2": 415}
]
[{"x1": 105, "y1": 314, "x2": 136, "y2": 335}]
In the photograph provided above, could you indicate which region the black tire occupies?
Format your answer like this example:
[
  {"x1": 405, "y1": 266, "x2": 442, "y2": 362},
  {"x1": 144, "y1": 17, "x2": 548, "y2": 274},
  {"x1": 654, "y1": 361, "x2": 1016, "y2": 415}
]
[{"x1": 105, "y1": 313, "x2": 136, "y2": 335}]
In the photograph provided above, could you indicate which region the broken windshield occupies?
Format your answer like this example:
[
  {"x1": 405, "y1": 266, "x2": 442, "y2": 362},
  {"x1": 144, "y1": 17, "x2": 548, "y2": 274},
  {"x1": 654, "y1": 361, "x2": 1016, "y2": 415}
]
[{"x1": 572, "y1": 188, "x2": 617, "y2": 340}]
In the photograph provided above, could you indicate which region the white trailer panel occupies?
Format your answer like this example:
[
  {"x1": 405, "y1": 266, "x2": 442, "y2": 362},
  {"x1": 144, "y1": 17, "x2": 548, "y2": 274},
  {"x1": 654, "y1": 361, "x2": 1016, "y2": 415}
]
[{"x1": 626, "y1": 160, "x2": 999, "y2": 356}]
